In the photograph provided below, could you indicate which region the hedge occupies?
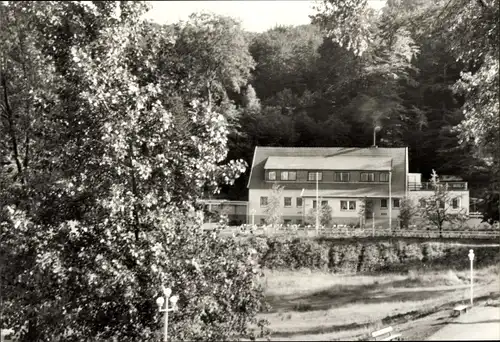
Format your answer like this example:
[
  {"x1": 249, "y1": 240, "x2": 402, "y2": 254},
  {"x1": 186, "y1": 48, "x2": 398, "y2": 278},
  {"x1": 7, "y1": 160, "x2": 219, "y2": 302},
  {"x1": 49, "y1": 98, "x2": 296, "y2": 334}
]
[{"x1": 243, "y1": 236, "x2": 500, "y2": 273}]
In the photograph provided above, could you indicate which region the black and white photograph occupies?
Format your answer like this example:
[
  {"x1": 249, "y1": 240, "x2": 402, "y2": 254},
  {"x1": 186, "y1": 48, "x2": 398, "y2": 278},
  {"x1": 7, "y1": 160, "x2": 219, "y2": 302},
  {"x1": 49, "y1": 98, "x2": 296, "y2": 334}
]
[{"x1": 1, "y1": 0, "x2": 499, "y2": 341}]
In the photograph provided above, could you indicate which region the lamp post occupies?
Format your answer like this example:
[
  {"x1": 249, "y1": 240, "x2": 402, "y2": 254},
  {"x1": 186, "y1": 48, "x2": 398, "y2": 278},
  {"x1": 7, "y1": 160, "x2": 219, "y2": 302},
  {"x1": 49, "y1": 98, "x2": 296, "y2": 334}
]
[
  {"x1": 468, "y1": 249, "x2": 474, "y2": 306},
  {"x1": 156, "y1": 286, "x2": 179, "y2": 342},
  {"x1": 373, "y1": 126, "x2": 381, "y2": 147},
  {"x1": 316, "y1": 172, "x2": 319, "y2": 235},
  {"x1": 300, "y1": 188, "x2": 305, "y2": 227},
  {"x1": 388, "y1": 169, "x2": 392, "y2": 232}
]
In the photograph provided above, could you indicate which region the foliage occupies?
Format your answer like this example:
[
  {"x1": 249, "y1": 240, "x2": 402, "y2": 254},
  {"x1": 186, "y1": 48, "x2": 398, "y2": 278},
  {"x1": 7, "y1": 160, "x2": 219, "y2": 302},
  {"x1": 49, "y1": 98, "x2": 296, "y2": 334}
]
[
  {"x1": 264, "y1": 183, "x2": 284, "y2": 227},
  {"x1": 358, "y1": 198, "x2": 374, "y2": 227},
  {"x1": 306, "y1": 203, "x2": 333, "y2": 228},
  {"x1": 398, "y1": 198, "x2": 420, "y2": 229},
  {"x1": 418, "y1": 170, "x2": 468, "y2": 236},
  {"x1": 0, "y1": 2, "x2": 264, "y2": 341},
  {"x1": 247, "y1": 237, "x2": 500, "y2": 273},
  {"x1": 173, "y1": 12, "x2": 255, "y2": 107}
]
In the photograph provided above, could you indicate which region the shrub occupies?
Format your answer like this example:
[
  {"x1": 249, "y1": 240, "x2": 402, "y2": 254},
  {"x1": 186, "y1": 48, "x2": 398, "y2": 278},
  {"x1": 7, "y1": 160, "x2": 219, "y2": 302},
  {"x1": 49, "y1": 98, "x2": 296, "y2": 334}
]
[
  {"x1": 398, "y1": 198, "x2": 419, "y2": 229},
  {"x1": 401, "y1": 243, "x2": 424, "y2": 263},
  {"x1": 377, "y1": 242, "x2": 400, "y2": 269},
  {"x1": 422, "y1": 242, "x2": 447, "y2": 262},
  {"x1": 289, "y1": 239, "x2": 329, "y2": 270},
  {"x1": 336, "y1": 243, "x2": 363, "y2": 273},
  {"x1": 358, "y1": 244, "x2": 381, "y2": 272},
  {"x1": 261, "y1": 238, "x2": 295, "y2": 269},
  {"x1": 328, "y1": 244, "x2": 344, "y2": 270}
]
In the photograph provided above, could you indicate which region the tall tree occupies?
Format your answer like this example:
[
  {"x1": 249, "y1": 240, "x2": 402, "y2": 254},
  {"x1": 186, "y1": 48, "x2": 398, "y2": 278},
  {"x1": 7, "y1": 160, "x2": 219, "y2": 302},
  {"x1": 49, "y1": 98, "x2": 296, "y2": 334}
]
[
  {"x1": 173, "y1": 12, "x2": 255, "y2": 109},
  {"x1": 1, "y1": 2, "x2": 265, "y2": 340}
]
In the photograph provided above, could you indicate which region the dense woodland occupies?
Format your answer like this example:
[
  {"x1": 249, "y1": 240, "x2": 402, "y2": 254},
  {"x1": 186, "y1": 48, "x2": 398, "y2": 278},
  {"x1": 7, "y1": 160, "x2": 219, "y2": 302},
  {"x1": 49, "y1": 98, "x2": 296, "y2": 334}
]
[{"x1": 0, "y1": 1, "x2": 498, "y2": 340}]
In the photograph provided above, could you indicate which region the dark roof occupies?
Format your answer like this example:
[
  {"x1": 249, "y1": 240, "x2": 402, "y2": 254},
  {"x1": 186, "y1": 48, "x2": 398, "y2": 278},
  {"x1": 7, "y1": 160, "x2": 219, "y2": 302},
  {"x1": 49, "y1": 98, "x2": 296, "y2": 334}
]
[{"x1": 247, "y1": 146, "x2": 408, "y2": 197}]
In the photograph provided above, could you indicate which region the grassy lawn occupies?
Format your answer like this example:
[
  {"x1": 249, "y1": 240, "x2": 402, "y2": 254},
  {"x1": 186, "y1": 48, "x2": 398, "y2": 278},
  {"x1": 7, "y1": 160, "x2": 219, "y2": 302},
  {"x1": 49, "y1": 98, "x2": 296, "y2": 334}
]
[{"x1": 256, "y1": 265, "x2": 500, "y2": 341}]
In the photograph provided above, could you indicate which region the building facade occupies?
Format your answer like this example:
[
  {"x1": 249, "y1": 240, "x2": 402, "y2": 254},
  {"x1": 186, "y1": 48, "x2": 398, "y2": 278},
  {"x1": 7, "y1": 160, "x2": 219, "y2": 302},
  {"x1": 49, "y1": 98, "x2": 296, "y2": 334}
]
[
  {"x1": 247, "y1": 146, "x2": 469, "y2": 228},
  {"x1": 200, "y1": 199, "x2": 248, "y2": 226}
]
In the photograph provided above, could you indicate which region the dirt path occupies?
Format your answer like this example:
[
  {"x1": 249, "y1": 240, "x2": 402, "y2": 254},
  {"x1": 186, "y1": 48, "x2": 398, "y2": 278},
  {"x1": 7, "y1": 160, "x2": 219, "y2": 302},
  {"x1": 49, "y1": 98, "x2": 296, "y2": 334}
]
[
  {"x1": 393, "y1": 298, "x2": 500, "y2": 341},
  {"x1": 426, "y1": 306, "x2": 500, "y2": 340}
]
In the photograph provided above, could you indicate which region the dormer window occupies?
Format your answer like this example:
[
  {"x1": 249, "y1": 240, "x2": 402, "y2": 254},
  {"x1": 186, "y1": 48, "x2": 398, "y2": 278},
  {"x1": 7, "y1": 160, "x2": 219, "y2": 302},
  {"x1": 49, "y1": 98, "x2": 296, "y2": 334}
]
[
  {"x1": 361, "y1": 172, "x2": 375, "y2": 182},
  {"x1": 335, "y1": 172, "x2": 350, "y2": 182},
  {"x1": 308, "y1": 172, "x2": 322, "y2": 181},
  {"x1": 281, "y1": 171, "x2": 296, "y2": 181},
  {"x1": 267, "y1": 171, "x2": 276, "y2": 181}
]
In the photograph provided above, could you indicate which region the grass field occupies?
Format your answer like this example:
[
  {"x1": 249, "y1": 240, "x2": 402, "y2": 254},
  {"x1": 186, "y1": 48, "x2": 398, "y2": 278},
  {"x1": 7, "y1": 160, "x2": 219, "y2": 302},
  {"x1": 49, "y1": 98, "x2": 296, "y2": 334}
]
[{"x1": 256, "y1": 265, "x2": 500, "y2": 340}]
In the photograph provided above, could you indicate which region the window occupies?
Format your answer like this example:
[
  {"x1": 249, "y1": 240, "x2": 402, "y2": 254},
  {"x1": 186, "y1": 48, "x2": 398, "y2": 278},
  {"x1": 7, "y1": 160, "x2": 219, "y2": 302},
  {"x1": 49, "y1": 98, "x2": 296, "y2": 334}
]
[
  {"x1": 360, "y1": 172, "x2": 375, "y2": 182},
  {"x1": 340, "y1": 200, "x2": 356, "y2": 211},
  {"x1": 308, "y1": 172, "x2": 323, "y2": 181},
  {"x1": 260, "y1": 196, "x2": 268, "y2": 207},
  {"x1": 393, "y1": 198, "x2": 400, "y2": 208},
  {"x1": 284, "y1": 219, "x2": 292, "y2": 225},
  {"x1": 296, "y1": 219, "x2": 302, "y2": 225},
  {"x1": 260, "y1": 218, "x2": 266, "y2": 225},
  {"x1": 281, "y1": 171, "x2": 296, "y2": 181},
  {"x1": 321, "y1": 200, "x2": 328, "y2": 207},
  {"x1": 284, "y1": 197, "x2": 292, "y2": 207},
  {"x1": 380, "y1": 173, "x2": 389, "y2": 182},
  {"x1": 349, "y1": 201, "x2": 356, "y2": 210},
  {"x1": 268, "y1": 171, "x2": 276, "y2": 181},
  {"x1": 381, "y1": 199, "x2": 388, "y2": 209},
  {"x1": 335, "y1": 172, "x2": 350, "y2": 182},
  {"x1": 452, "y1": 198, "x2": 461, "y2": 209},
  {"x1": 296, "y1": 197, "x2": 303, "y2": 207},
  {"x1": 313, "y1": 200, "x2": 317, "y2": 209},
  {"x1": 438, "y1": 200, "x2": 445, "y2": 209}
]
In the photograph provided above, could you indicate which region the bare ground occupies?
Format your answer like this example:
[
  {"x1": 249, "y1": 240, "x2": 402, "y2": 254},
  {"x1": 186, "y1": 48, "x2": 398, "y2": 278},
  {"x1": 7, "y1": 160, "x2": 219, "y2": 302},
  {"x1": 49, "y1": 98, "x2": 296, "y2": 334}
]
[{"x1": 254, "y1": 266, "x2": 500, "y2": 341}]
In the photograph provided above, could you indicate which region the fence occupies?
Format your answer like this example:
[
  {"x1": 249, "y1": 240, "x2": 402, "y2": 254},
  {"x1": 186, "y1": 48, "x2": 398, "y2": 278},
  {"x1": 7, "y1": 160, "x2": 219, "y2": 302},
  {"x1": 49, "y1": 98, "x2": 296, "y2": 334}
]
[{"x1": 233, "y1": 225, "x2": 500, "y2": 239}]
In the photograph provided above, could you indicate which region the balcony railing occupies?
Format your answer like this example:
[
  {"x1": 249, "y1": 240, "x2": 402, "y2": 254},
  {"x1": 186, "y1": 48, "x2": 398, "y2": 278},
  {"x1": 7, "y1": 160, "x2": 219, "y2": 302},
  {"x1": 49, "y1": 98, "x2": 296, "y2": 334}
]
[{"x1": 408, "y1": 182, "x2": 468, "y2": 191}]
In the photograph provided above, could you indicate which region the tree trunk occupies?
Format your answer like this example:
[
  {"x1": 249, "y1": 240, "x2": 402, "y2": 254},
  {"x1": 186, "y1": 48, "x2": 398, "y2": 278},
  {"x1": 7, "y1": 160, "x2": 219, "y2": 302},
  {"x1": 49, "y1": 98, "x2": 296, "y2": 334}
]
[
  {"x1": 1, "y1": 73, "x2": 24, "y2": 181},
  {"x1": 128, "y1": 142, "x2": 140, "y2": 240}
]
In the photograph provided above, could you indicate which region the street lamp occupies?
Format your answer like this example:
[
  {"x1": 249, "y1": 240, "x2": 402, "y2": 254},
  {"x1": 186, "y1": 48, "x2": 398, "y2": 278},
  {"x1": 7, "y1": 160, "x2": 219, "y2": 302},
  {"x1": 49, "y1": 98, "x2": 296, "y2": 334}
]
[
  {"x1": 373, "y1": 126, "x2": 381, "y2": 147},
  {"x1": 156, "y1": 286, "x2": 179, "y2": 342},
  {"x1": 468, "y1": 249, "x2": 474, "y2": 306},
  {"x1": 316, "y1": 172, "x2": 319, "y2": 235}
]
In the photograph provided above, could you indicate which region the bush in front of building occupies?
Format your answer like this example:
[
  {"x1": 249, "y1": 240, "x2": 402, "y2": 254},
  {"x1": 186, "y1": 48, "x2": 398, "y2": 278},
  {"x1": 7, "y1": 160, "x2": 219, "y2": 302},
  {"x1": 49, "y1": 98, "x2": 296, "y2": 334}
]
[
  {"x1": 245, "y1": 237, "x2": 500, "y2": 274},
  {"x1": 289, "y1": 239, "x2": 329, "y2": 270}
]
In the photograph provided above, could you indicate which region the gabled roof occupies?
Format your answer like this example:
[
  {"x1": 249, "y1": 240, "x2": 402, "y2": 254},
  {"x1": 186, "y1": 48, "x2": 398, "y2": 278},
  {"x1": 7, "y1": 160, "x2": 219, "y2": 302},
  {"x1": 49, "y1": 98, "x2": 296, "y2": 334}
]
[
  {"x1": 264, "y1": 156, "x2": 393, "y2": 171},
  {"x1": 247, "y1": 146, "x2": 407, "y2": 196}
]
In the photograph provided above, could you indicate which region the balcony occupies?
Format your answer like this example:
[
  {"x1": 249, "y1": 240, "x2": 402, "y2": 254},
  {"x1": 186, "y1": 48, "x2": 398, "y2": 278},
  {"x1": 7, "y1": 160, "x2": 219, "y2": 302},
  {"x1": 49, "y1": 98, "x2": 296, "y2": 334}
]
[{"x1": 408, "y1": 182, "x2": 468, "y2": 191}]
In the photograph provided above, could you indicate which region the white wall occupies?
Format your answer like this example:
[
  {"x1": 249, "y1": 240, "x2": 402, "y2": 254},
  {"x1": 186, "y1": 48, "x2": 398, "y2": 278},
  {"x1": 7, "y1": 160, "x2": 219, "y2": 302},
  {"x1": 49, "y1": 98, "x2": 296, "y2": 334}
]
[
  {"x1": 248, "y1": 189, "x2": 402, "y2": 221},
  {"x1": 407, "y1": 191, "x2": 469, "y2": 214},
  {"x1": 248, "y1": 188, "x2": 306, "y2": 218},
  {"x1": 408, "y1": 173, "x2": 422, "y2": 185},
  {"x1": 303, "y1": 197, "x2": 360, "y2": 218}
]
